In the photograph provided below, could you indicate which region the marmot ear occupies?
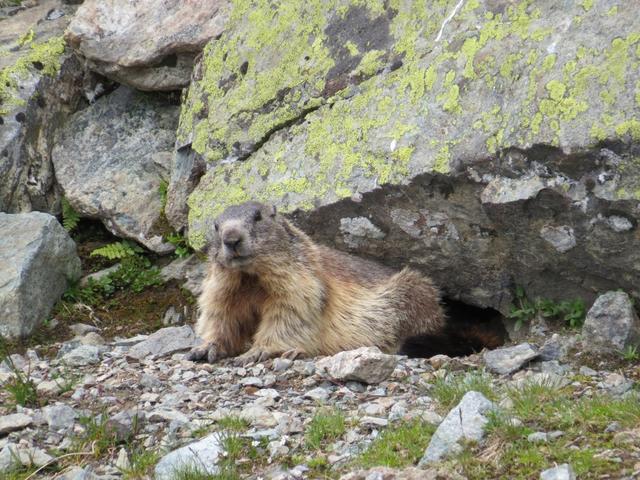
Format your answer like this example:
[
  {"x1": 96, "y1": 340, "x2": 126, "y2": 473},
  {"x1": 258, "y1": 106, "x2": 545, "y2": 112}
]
[{"x1": 269, "y1": 205, "x2": 277, "y2": 218}]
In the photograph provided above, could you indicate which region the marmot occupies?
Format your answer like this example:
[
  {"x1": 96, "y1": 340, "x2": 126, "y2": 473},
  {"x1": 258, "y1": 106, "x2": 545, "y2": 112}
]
[{"x1": 187, "y1": 201, "x2": 501, "y2": 365}]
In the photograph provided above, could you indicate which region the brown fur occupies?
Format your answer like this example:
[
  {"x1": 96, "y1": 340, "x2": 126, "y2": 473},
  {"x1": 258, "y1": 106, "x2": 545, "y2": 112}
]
[{"x1": 187, "y1": 201, "x2": 445, "y2": 364}]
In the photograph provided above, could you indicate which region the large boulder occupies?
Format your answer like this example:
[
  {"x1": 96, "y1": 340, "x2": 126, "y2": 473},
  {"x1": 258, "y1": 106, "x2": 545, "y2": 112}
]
[
  {"x1": 0, "y1": 212, "x2": 81, "y2": 339},
  {"x1": 52, "y1": 86, "x2": 179, "y2": 253},
  {"x1": 582, "y1": 291, "x2": 640, "y2": 353},
  {"x1": 65, "y1": 0, "x2": 230, "y2": 91},
  {"x1": 0, "y1": 0, "x2": 86, "y2": 214},
  {"x1": 181, "y1": 0, "x2": 640, "y2": 311}
]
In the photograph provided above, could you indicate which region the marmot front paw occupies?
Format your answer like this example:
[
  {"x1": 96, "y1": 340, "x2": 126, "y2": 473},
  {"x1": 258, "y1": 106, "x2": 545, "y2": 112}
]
[{"x1": 186, "y1": 342, "x2": 222, "y2": 363}]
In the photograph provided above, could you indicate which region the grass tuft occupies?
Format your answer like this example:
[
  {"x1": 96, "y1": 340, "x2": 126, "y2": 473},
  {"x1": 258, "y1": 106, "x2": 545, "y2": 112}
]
[{"x1": 305, "y1": 408, "x2": 346, "y2": 450}]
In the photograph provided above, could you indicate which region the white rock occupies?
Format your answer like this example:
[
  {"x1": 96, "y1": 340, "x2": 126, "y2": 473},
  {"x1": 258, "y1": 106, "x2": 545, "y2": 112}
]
[
  {"x1": 540, "y1": 463, "x2": 576, "y2": 480},
  {"x1": 61, "y1": 345, "x2": 102, "y2": 366},
  {"x1": 316, "y1": 347, "x2": 397, "y2": 384},
  {"x1": 155, "y1": 434, "x2": 223, "y2": 480},
  {"x1": 419, "y1": 391, "x2": 494, "y2": 464},
  {"x1": 483, "y1": 343, "x2": 539, "y2": 375},
  {"x1": 0, "y1": 413, "x2": 33, "y2": 435},
  {"x1": 43, "y1": 404, "x2": 77, "y2": 431},
  {"x1": 582, "y1": 291, "x2": 640, "y2": 353},
  {"x1": 127, "y1": 325, "x2": 198, "y2": 360}
]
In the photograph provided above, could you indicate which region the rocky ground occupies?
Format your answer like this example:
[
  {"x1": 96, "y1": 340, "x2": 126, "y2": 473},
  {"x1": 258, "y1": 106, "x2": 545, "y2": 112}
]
[{"x1": 1, "y1": 322, "x2": 639, "y2": 479}]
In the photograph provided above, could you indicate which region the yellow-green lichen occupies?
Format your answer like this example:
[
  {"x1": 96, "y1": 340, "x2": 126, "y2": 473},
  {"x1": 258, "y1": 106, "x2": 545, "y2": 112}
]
[
  {"x1": 0, "y1": 36, "x2": 66, "y2": 115},
  {"x1": 345, "y1": 41, "x2": 360, "y2": 56},
  {"x1": 354, "y1": 49, "x2": 385, "y2": 77}
]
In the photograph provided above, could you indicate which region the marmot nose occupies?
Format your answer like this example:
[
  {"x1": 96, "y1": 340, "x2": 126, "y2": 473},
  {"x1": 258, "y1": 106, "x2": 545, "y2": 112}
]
[{"x1": 222, "y1": 231, "x2": 243, "y2": 251}]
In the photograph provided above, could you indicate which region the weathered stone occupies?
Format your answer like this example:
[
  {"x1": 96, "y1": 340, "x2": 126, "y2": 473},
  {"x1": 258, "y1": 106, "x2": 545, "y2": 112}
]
[
  {"x1": 0, "y1": 443, "x2": 52, "y2": 469},
  {"x1": 61, "y1": 344, "x2": 102, "y2": 366},
  {"x1": 66, "y1": 0, "x2": 230, "y2": 91},
  {"x1": 316, "y1": 347, "x2": 397, "y2": 384},
  {"x1": 127, "y1": 325, "x2": 198, "y2": 359},
  {"x1": 484, "y1": 343, "x2": 539, "y2": 375},
  {"x1": 51, "y1": 86, "x2": 179, "y2": 253},
  {"x1": 582, "y1": 291, "x2": 640, "y2": 353},
  {"x1": 0, "y1": 212, "x2": 81, "y2": 338},
  {"x1": 540, "y1": 464, "x2": 576, "y2": 480},
  {"x1": 160, "y1": 254, "x2": 208, "y2": 296},
  {"x1": 419, "y1": 391, "x2": 494, "y2": 464},
  {"x1": 0, "y1": 0, "x2": 86, "y2": 214},
  {"x1": 539, "y1": 225, "x2": 576, "y2": 253},
  {"x1": 43, "y1": 404, "x2": 77, "y2": 431},
  {"x1": 183, "y1": 0, "x2": 640, "y2": 312},
  {"x1": 106, "y1": 410, "x2": 145, "y2": 442},
  {"x1": 0, "y1": 413, "x2": 33, "y2": 436},
  {"x1": 155, "y1": 433, "x2": 222, "y2": 480}
]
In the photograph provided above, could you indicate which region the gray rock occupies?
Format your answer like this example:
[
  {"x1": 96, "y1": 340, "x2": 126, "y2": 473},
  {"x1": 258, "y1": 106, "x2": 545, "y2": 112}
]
[
  {"x1": 56, "y1": 466, "x2": 99, "y2": 480},
  {"x1": 419, "y1": 391, "x2": 494, "y2": 464},
  {"x1": 36, "y1": 379, "x2": 63, "y2": 396},
  {"x1": 162, "y1": 306, "x2": 185, "y2": 326},
  {"x1": 66, "y1": 0, "x2": 230, "y2": 91},
  {"x1": 316, "y1": 347, "x2": 397, "y2": 384},
  {"x1": 106, "y1": 410, "x2": 145, "y2": 442},
  {"x1": 69, "y1": 323, "x2": 100, "y2": 336},
  {"x1": 582, "y1": 291, "x2": 640, "y2": 353},
  {"x1": 0, "y1": 2, "x2": 86, "y2": 214},
  {"x1": 127, "y1": 325, "x2": 198, "y2": 360},
  {"x1": 484, "y1": 343, "x2": 539, "y2": 375},
  {"x1": 0, "y1": 443, "x2": 52, "y2": 469},
  {"x1": 160, "y1": 254, "x2": 208, "y2": 296},
  {"x1": 43, "y1": 404, "x2": 77, "y2": 431},
  {"x1": 155, "y1": 433, "x2": 222, "y2": 480},
  {"x1": 61, "y1": 344, "x2": 102, "y2": 366},
  {"x1": 184, "y1": 0, "x2": 640, "y2": 315},
  {"x1": 0, "y1": 413, "x2": 33, "y2": 436},
  {"x1": 272, "y1": 358, "x2": 293, "y2": 372},
  {"x1": 305, "y1": 387, "x2": 330, "y2": 402},
  {"x1": 540, "y1": 464, "x2": 576, "y2": 480},
  {"x1": 0, "y1": 212, "x2": 81, "y2": 338},
  {"x1": 79, "y1": 265, "x2": 121, "y2": 288},
  {"x1": 51, "y1": 86, "x2": 179, "y2": 253}
]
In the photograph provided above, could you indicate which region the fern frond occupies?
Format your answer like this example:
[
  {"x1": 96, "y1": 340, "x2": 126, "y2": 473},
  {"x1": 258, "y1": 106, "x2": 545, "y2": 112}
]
[
  {"x1": 61, "y1": 198, "x2": 80, "y2": 232},
  {"x1": 90, "y1": 240, "x2": 143, "y2": 260}
]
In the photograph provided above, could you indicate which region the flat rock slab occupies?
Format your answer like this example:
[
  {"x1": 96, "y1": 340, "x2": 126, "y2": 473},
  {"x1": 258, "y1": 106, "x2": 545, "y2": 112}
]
[
  {"x1": 316, "y1": 347, "x2": 397, "y2": 384},
  {"x1": 61, "y1": 345, "x2": 102, "y2": 366},
  {"x1": 155, "y1": 433, "x2": 222, "y2": 480},
  {"x1": 0, "y1": 413, "x2": 33, "y2": 436},
  {"x1": 52, "y1": 86, "x2": 179, "y2": 253},
  {"x1": 582, "y1": 291, "x2": 640, "y2": 353},
  {"x1": 66, "y1": 0, "x2": 230, "y2": 91},
  {"x1": 419, "y1": 391, "x2": 494, "y2": 464},
  {"x1": 127, "y1": 325, "x2": 198, "y2": 360},
  {"x1": 483, "y1": 343, "x2": 539, "y2": 375},
  {"x1": 0, "y1": 212, "x2": 81, "y2": 338}
]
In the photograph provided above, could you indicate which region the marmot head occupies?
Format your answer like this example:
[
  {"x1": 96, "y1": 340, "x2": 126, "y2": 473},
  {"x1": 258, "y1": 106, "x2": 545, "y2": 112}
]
[{"x1": 209, "y1": 201, "x2": 293, "y2": 270}]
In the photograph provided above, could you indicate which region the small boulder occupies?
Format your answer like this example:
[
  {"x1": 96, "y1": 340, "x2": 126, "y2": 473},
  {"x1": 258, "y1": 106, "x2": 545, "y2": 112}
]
[
  {"x1": 155, "y1": 433, "x2": 223, "y2": 480},
  {"x1": 126, "y1": 325, "x2": 198, "y2": 360},
  {"x1": 483, "y1": 343, "x2": 539, "y2": 375},
  {"x1": 316, "y1": 347, "x2": 397, "y2": 384},
  {"x1": 419, "y1": 391, "x2": 494, "y2": 464},
  {"x1": 540, "y1": 463, "x2": 576, "y2": 480},
  {"x1": 582, "y1": 291, "x2": 640, "y2": 353},
  {"x1": 0, "y1": 413, "x2": 33, "y2": 436},
  {"x1": 61, "y1": 344, "x2": 102, "y2": 366},
  {"x1": 0, "y1": 212, "x2": 81, "y2": 338}
]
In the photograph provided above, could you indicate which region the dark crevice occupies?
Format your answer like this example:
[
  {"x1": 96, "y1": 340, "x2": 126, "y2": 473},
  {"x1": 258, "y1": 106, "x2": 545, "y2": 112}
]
[
  {"x1": 234, "y1": 102, "x2": 325, "y2": 162},
  {"x1": 399, "y1": 298, "x2": 507, "y2": 358}
]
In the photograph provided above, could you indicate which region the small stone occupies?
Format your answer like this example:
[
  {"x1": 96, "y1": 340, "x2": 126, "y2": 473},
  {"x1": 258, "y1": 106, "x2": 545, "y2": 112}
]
[
  {"x1": 360, "y1": 416, "x2": 388, "y2": 428},
  {"x1": 579, "y1": 366, "x2": 597, "y2": 376},
  {"x1": 115, "y1": 447, "x2": 131, "y2": 471},
  {"x1": 61, "y1": 345, "x2": 102, "y2": 366},
  {"x1": 140, "y1": 373, "x2": 162, "y2": 389},
  {"x1": 69, "y1": 323, "x2": 100, "y2": 336},
  {"x1": 317, "y1": 347, "x2": 397, "y2": 384},
  {"x1": 155, "y1": 434, "x2": 222, "y2": 480},
  {"x1": 43, "y1": 404, "x2": 77, "y2": 431},
  {"x1": 240, "y1": 406, "x2": 277, "y2": 427},
  {"x1": 240, "y1": 376, "x2": 263, "y2": 387},
  {"x1": 605, "y1": 421, "x2": 621, "y2": 433},
  {"x1": 0, "y1": 413, "x2": 33, "y2": 436},
  {"x1": 149, "y1": 409, "x2": 190, "y2": 424},
  {"x1": 36, "y1": 379, "x2": 63, "y2": 396},
  {"x1": 582, "y1": 291, "x2": 640, "y2": 353},
  {"x1": 419, "y1": 391, "x2": 494, "y2": 464},
  {"x1": 528, "y1": 432, "x2": 549, "y2": 443},
  {"x1": 540, "y1": 463, "x2": 576, "y2": 480},
  {"x1": 127, "y1": 325, "x2": 198, "y2": 360},
  {"x1": 272, "y1": 358, "x2": 292, "y2": 372},
  {"x1": 539, "y1": 225, "x2": 576, "y2": 253},
  {"x1": 429, "y1": 354, "x2": 451, "y2": 369},
  {"x1": 305, "y1": 387, "x2": 330, "y2": 402},
  {"x1": 78, "y1": 331, "x2": 106, "y2": 346},
  {"x1": 162, "y1": 305, "x2": 184, "y2": 326},
  {"x1": 483, "y1": 343, "x2": 539, "y2": 375}
]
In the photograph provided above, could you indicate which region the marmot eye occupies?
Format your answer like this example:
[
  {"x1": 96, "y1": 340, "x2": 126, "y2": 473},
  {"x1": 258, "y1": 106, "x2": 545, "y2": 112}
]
[{"x1": 254, "y1": 211, "x2": 262, "y2": 222}]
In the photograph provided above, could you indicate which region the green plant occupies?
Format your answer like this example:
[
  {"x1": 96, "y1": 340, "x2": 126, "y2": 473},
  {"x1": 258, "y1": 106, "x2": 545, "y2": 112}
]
[
  {"x1": 166, "y1": 231, "x2": 193, "y2": 258},
  {"x1": 61, "y1": 197, "x2": 80, "y2": 233},
  {"x1": 508, "y1": 286, "x2": 586, "y2": 330},
  {"x1": 356, "y1": 419, "x2": 436, "y2": 468},
  {"x1": 90, "y1": 241, "x2": 143, "y2": 260},
  {"x1": 508, "y1": 286, "x2": 536, "y2": 331},
  {"x1": 430, "y1": 370, "x2": 496, "y2": 410},
  {"x1": 305, "y1": 409, "x2": 346, "y2": 450},
  {"x1": 120, "y1": 447, "x2": 159, "y2": 479},
  {"x1": 159, "y1": 180, "x2": 168, "y2": 210},
  {"x1": 619, "y1": 345, "x2": 640, "y2": 361},
  {"x1": 0, "y1": 336, "x2": 39, "y2": 408}
]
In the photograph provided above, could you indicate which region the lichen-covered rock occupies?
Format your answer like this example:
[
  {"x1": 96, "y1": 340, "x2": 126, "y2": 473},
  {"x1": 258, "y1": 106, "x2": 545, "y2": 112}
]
[
  {"x1": 65, "y1": 0, "x2": 230, "y2": 91},
  {"x1": 0, "y1": 212, "x2": 81, "y2": 338},
  {"x1": 183, "y1": 0, "x2": 640, "y2": 311},
  {"x1": 52, "y1": 86, "x2": 179, "y2": 253},
  {"x1": 0, "y1": 0, "x2": 86, "y2": 213},
  {"x1": 582, "y1": 291, "x2": 640, "y2": 353}
]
